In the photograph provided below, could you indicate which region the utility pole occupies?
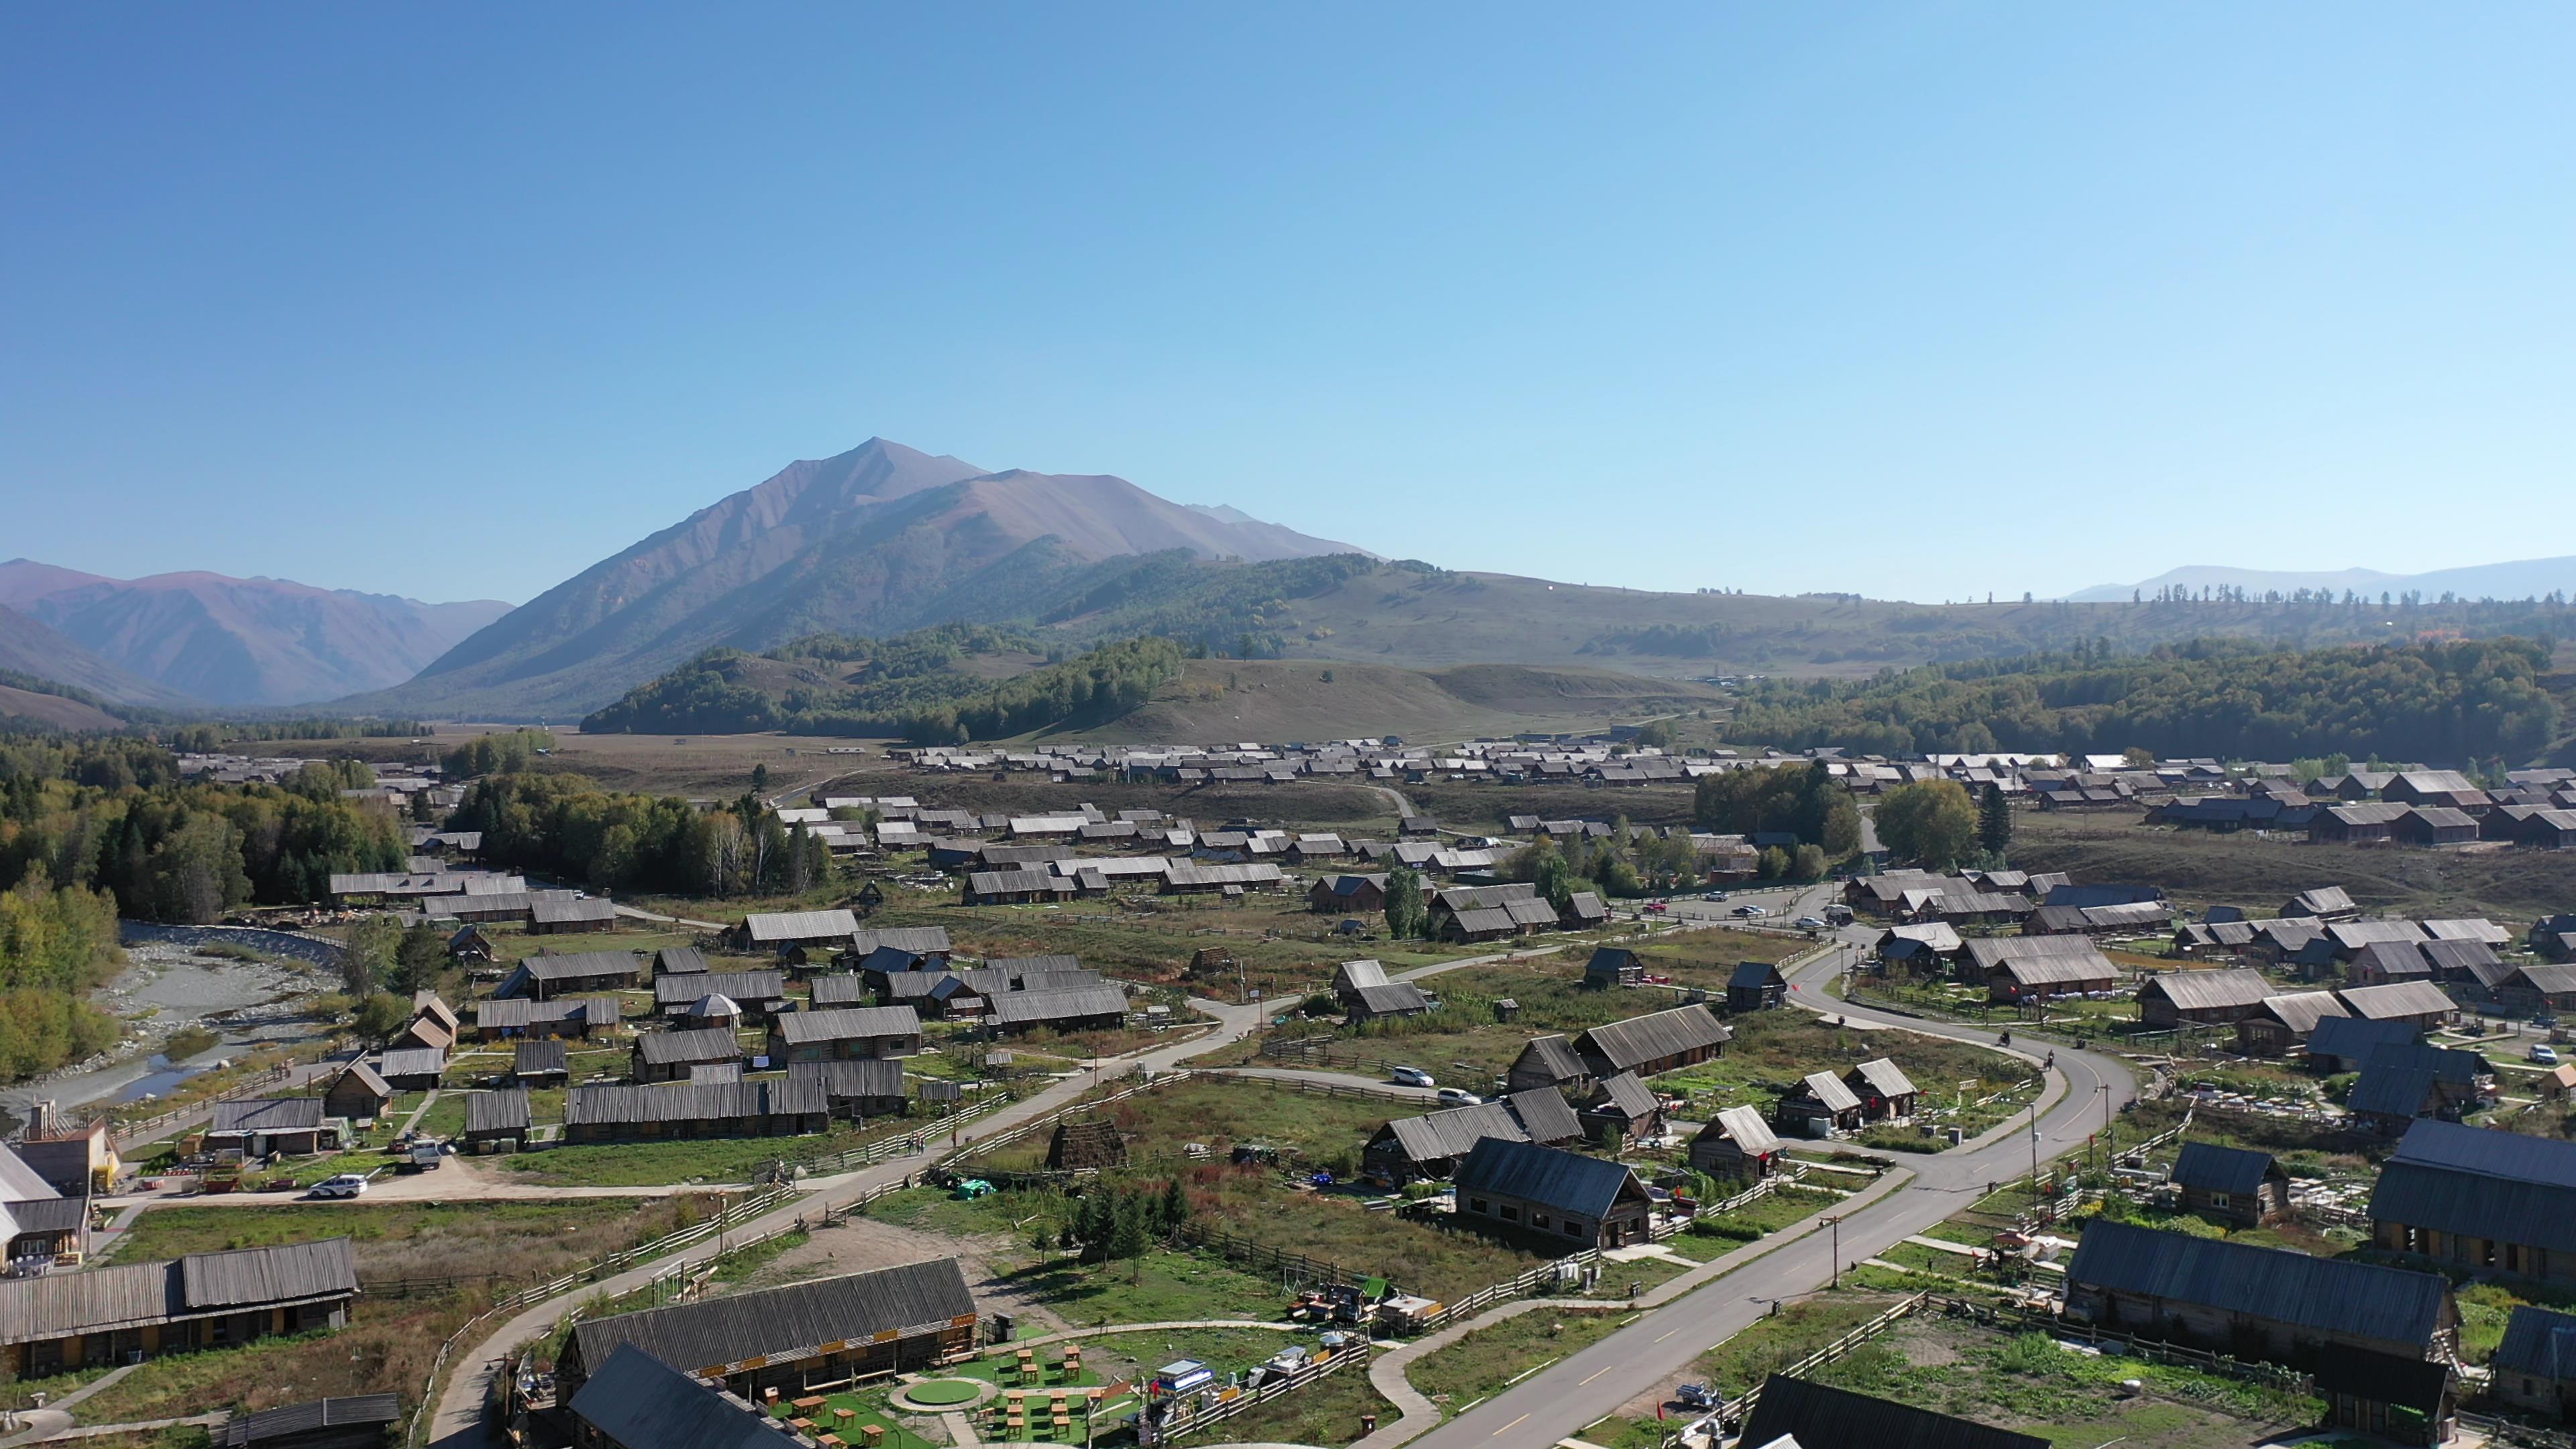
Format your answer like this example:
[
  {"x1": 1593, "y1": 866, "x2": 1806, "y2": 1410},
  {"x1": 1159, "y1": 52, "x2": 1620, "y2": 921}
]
[
  {"x1": 2029, "y1": 1099, "x2": 2043, "y2": 1208},
  {"x1": 1826, "y1": 1214, "x2": 1843, "y2": 1288}
]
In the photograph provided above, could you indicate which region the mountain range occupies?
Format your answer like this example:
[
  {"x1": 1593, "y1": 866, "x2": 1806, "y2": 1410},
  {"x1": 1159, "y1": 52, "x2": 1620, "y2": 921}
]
[
  {"x1": 11, "y1": 435, "x2": 2576, "y2": 727},
  {"x1": 2069, "y1": 557, "x2": 2576, "y2": 604},
  {"x1": 354, "y1": 439, "x2": 1370, "y2": 718},
  {"x1": 0, "y1": 561, "x2": 513, "y2": 707}
]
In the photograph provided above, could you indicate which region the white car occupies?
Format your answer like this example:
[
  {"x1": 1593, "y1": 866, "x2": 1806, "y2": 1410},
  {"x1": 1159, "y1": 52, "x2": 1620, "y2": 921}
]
[
  {"x1": 1794, "y1": 916, "x2": 1828, "y2": 930},
  {"x1": 2534, "y1": 1045, "x2": 2561, "y2": 1066},
  {"x1": 1436, "y1": 1087, "x2": 1485, "y2": 1108},
  {"x1": 309, "y1": 1173, "x2": 370, "y2": 1199},
  {"x1": 1733, "y1": 905, "x2": 1768, "y2": 918},
  {"x1": 1390, "y1": 1066, "x2": 1436, "y2": 1088}
]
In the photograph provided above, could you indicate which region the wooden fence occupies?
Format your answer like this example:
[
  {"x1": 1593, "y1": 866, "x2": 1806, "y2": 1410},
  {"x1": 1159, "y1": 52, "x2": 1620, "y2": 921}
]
[
  {"x1": 487, "y1": 1183, "x2": 801, "y2": 1312},
  {"x1": 107, "y1": 1064, "x2": 296, "y2": 1145},
  {"x1": 794, "y1": 1091, "x2": 1013, "y2": 1175},
  {"x1": 1155, "y1": 1339, "x2": 1366, "y2": 1442}
]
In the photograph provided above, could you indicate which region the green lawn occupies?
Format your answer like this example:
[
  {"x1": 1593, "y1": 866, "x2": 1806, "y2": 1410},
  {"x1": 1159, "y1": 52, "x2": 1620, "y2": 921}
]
[
  {"x1": 1405, "y1": 1309, "x2": 1625, "y2": 1417},
  {"x1": 110, "y1": 1195, "x2": 727, "y2": 1284},
  {"x1": 502, "y1": 1122, "x2": 896, "y2": 1186},
  {"x1": 1193, "y1": 1354, "x2": 1393, "y2": 1449}
]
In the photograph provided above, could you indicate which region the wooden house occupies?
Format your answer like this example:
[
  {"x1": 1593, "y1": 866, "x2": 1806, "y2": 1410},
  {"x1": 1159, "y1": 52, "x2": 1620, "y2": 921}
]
[
  {"x1": 1582, "y1": 948, "x2": 1646, "y2": 989},
  {"x1": 2489, "y1": 1305, "x2": 2576, "y2": 1421},
  {"x1": 511, "y1": 1039, "x2": 570, "y2": 1085},
  {"x1": 2170, "y1": 1141, "x2": 2291, "y2": 1226},
  {"x1": 559, "y1": 1078, "x2": 828, "y2": 1144},
  {"x1": 2371, "y1": 1118, "x2": 2576, "y2": 1284},
  {"x1": 1345, "y1": 981, "x2": 1436, "y2": 1023},
  {"x1": 1308, "y1": 874, "x2": 1389, "y2": 915},
  {"x1": 495, "y1": 951, "x2": 642, "y2": 1002},
  {"x1": 1452, "y1": 1137, "x2": 1654, "y2": 1250},
  {"x1": 1576, "y1": 1072, "x2": 1663, "y2": 1146},
  {"x1": 2065, "y1": 1220, "x2": 2459, "y2": 1365},
  {"x1": 2233, "y1": 991, "x2": 2349, "y2": 1057},
  {"x1": 0, "y1": 1238, "x2": 358, "y2": 1379},
  {"x1": 464, "y1": 1089, "x2": 532, "y2": 1153},
  {"x1": 1725, "y1": 961, "x2": 1788, "y2": 1013},
  {"x1": 631, "y1": 1027, "x2": 745, "y2": 1083},
  {"x1": 555, "y1": 1258, "x2": 976, "y2": 1410},
  {"x1": 320, "y1": 1064, "x2": 393, "y2": 1124},
  {"x1": 1688, "y1": 1105, "x2": 1784, "y2": 1179},
  {"x1": 1741, "y1": 1377, "x2": 2047, "y2": 1449},
  {"x1": 984, "y1": 984, "x2": 1129, "y2": 1036},
  {"x1": 1779, "y1": 1071, "x2": 1866, "y2": 1137},
  {"x1": 1845, "y1": 1057, "x2": 1919, "y2": 1120},
  {"x1": 652, "y1": 971, "x2": 790, "y2": 1024},
  {"x1": 786, "y1": 1059, "x2": 908, "y2": 1120},
  {"x1": 767, "y1": 1006, "x2": 923, "y2": 1064},
  {"x1": 2137, "y1": 969, "x2": 2274, "y2": 1027},
  {"x1": 1505, "y1": 1034, "x2": 1591, "y2": 1094},
  {"x1": 1569, "y1": 1004, "x2": 1731, "y2": 1079},
  {"x1": 205, "y1": 1098, "x2": 331, "y2": 1157},
  {"x1": 377, "y1": 1047, "x2": 445, "y2": 1093}
]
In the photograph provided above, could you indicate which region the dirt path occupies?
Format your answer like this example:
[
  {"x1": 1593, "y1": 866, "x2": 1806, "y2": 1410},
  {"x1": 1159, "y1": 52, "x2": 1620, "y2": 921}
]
[{"x1": 750, "y1": 1216, "x2": 1075, "y2": 1336}]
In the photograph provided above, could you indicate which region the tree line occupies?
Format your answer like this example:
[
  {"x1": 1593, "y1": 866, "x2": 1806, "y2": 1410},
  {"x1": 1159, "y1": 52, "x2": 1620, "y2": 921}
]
[
  {"x1": 0, "y1": 734, "x2": 415, "y2": 1080},
  {"x1": 448, "y1": 773, "x2": 835, "y2": 898},
  {"x1": 581, "y1": 629, "x2": 1188, "y2": 742},
  {"x1": 1725, "y1": 637, "x2": 2563, "y2": 763}
]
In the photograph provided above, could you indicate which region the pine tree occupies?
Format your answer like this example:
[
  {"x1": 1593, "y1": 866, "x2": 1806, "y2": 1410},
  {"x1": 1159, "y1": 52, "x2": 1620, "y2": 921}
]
[
  {"x1": 1978, "y1": 782, "x2": 2012, "y2": 861},
  {"x1": 1158, "y1": 1177, "x2": 1191, "y2": 1234}
]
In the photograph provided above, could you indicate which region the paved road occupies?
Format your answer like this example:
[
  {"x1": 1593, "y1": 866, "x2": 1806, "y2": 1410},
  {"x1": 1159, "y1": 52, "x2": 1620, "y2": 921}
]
[{"x1": 1395, "y1": 911, "x2": 2138, "y2": 1449}]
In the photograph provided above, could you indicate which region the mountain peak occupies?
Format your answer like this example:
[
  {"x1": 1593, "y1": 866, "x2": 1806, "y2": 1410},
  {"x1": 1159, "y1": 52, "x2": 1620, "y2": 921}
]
[{"x1": 378, "y1": 441, "x2": 1371, "y2": 716}]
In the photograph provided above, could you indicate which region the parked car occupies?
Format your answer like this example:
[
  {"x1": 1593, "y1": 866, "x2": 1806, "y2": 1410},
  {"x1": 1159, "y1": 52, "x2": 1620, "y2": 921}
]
[
  {"x1": 1794, "y1": 916, "x2": 1827, "y2": 929},
  {"x1": 309, "y1": 1173, "x2": 370, "y2": 1199},
  {"x1": 1702, "y1": 890, "x2": 1730, "y2": 902},
  {"x1": 1733, "y1": 905, "x2": 1768, "y2": 918},
  {"x1": 2534, "y1": 1044, "x2": 2561, "y2": 1066},
  {"x1": 1643, "y1": 901, "x2": 1668, "y2": 914},
  {"x1": 1390, "y1": 1065, "x2": 1436, "y2": 1088},
  {"x1": 1436, "y1": 1087, "x2": 1485, "y2": 1108}
]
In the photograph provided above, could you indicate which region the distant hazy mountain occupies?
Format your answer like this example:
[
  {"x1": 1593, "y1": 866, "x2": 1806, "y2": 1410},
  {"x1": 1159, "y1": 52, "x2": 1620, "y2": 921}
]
[
  {"x1": 364, "y1": 439, "x2": 1372, "y2": 718},
  {"x1": 0, "y1": 602, "x2": 191, "y2": 706},
  {"x1": 2070, "y1": 556, "x2": 2576, "y2": 603},
  {"x1": 0, "y1": 561, "x2": 515, "y2": 707}
]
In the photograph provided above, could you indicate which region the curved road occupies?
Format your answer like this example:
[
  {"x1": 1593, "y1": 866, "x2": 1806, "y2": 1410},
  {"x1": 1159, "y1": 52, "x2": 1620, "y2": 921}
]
[{"x1": 1389, "y1": 908, "x2": 2139, "y2": 1449}]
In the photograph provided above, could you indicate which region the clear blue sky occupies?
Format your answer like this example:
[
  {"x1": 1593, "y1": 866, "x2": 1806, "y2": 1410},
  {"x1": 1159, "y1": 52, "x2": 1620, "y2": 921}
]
[{"x1": 5, "y1": 6, "x2": 2573, "y2": 606}]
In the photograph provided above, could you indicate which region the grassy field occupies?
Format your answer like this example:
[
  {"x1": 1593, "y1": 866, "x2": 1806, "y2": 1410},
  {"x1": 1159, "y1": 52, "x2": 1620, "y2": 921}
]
[
  {"x1": 107, "y1": 1195, "x2": 723, "y2": 1284},
  {"x1": 973, "y1": 1076, "x2": 1391, "y2": 1172},
  {"x1": 2012, "y1": 810, "x2": 2576, "y2": 920},
  {"x1": 1804, "y1": 1316, "x2": 2320, "y2": 1449},
  {"x1": 501, "y1": 1118, "x2": 905, "y2": 1186},
  {"x1": 1403, "y1": 1309, "x2": 1627, "y2": 1417},
  {"x1": 949, "y1": 1079, "x2": 1562, "y2": 1300},
  {"x1": 1192, "y1": 1354, "x2": 1395, "y2": 1448}
]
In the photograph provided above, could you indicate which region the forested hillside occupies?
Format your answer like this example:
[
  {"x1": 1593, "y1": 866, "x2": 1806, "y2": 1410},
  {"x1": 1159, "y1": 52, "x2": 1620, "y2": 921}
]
[
  {"x1": 1726, "y1": 637, "x2": 2563, "y2": 764},
  {"x1": 582, "y1": 629, "x2": 1187, "y2": 742},
  {"x1": 0, "y1": 735, "x2": 415, "y2": 1079}
]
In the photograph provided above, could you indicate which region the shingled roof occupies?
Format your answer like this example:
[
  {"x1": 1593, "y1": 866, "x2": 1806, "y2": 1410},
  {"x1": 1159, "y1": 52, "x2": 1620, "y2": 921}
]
[
  {"x1": 1574, "y1": 1004, "x2": 1731, "y2": 1074},
  {"x1": 568, "y1": 1258, "x2": 975, "y2": 1380},
  {"x1": 2171, "y1": 1141, "x2": 2277, "y2": 1197},
  {"x1": 569, "y1": 1343, "x2": 820, "y2": 1449},
  {"x1": 1741, "y1": 1375, "x2": 2049, "y2": 1449},
  {"x1": 2067, "y1": 1220, "x2": 2450, "y2": 1348},
  {"x1": 1454, "y1": 1137, "x2": 1644, "y2": 1220},
  {"x1": 2371, "y1": 1118, "x2": 2576, "y2": 1255},
  {"x1": 1378, "y1": 1101, "x2": 1528, "y2": 1165}
]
